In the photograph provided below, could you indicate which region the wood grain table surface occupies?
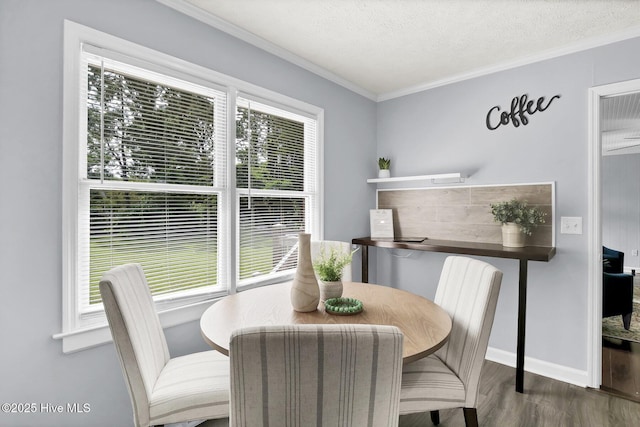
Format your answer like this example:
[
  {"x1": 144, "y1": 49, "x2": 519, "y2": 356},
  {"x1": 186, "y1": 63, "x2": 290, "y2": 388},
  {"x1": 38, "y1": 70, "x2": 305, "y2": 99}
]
[{"x1": 200, "y1": 281, "x2": 452, "y2": 364}]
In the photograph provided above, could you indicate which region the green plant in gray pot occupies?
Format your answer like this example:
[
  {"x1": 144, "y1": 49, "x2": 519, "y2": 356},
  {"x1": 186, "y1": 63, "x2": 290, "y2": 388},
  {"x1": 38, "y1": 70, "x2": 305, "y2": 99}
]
[
  {"x1": 490, "y1": 198, "x2": 546, "y2": 247},
  {"x1": 378, "y1": 157, "x2": 391, "y2": 178},
  {"x1": 313, "y1": 246, "x2": 357, "y2": 301}
]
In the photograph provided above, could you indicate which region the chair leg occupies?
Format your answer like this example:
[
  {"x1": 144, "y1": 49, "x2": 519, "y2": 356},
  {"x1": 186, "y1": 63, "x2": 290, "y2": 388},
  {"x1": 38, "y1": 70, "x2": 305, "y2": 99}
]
[
  {"x1": 623, "y1": 312, "x2": 632, "y2": 330},
  {"x1": 430, "y1": 410, "x2": 440, "y2": 425},
  {"x1": 463, "y1": 407, "x2": 479, "y2": 427}
]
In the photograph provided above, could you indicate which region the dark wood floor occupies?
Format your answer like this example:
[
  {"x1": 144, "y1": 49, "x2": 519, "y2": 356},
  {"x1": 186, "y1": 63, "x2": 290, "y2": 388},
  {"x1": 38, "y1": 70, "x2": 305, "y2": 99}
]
[
  {"x1": 601, "y1": 278, "x2": 640, "y2": 404},
  {"x1": 202, "y1": 359, "x2": 640, "y2": 427},
  {"x1": 602, "y1": 336, "x2": 640, "y2": 402}
]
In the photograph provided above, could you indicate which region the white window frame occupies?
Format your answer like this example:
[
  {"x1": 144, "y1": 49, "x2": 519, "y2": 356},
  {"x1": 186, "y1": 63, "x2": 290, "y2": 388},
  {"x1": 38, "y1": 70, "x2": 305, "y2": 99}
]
[
  {"x1": 57, "y1": 21, "x2": 323, "y2": 353},
  {"x1": 234, "y1": 94, "x2": 321, "y2": 289},
  {"x1": 78, "y1": 47, "x2": 230, "y2": 323}
]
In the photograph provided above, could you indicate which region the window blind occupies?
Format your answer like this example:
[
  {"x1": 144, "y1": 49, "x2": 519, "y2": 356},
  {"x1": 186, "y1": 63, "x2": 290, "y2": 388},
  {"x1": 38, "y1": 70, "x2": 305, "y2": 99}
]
[
  {"x1": 79, "y1": 49, "x2": 227, "y2": 315},
  {"x1": 61, "y1": 24, "x2": 324, "y2": 350},
  {"x1": 235, "y1": 97, "x2": 318, "y2": 286}
]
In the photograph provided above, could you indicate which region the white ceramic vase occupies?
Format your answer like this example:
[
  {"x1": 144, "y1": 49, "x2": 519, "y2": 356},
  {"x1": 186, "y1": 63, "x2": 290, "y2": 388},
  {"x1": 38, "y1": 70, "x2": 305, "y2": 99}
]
[
  {"x1": 290, "y1": 233, "x2": 320, "y2": 312},
  {"x1": 319, "y1": 280, "x2": 343, "y2": 302},
  {"x1": 501, "y1": 223, "x2": 525, "y2": 248}
]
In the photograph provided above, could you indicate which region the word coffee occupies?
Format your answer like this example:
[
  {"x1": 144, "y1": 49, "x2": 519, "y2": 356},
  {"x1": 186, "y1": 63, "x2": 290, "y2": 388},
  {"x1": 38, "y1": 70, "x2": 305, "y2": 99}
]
[{"x1": 486, "y1": 93, "x2": 561, "y2": 130}]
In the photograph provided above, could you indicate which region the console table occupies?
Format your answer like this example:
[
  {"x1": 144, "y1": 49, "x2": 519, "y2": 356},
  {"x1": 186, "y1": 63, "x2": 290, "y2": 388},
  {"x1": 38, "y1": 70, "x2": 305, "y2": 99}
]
[{"x1": 352, "y1": 236, "x2": 556, "y2": 393}]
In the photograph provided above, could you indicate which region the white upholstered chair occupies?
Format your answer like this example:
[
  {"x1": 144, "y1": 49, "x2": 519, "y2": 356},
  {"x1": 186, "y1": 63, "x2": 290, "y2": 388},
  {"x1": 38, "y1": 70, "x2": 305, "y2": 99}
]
[
  {"x1": 310, "y1": 240, "x2": 353, "y2": 281},
  {"x1": 99, "y1": 263, "x2": 229, "y2": 427},
  {"x1": 400, "y1": 256, "x2": 503, "y2": 427},
  {"x1": 229, "y1": 324, "x2": 404, "y2": 427}
]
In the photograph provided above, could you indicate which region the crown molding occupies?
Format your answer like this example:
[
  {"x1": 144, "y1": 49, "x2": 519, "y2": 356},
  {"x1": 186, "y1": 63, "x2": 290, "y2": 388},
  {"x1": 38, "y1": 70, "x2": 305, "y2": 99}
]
[
  {"x1": 156, "y1": 0, "x2": 377, "y2": 101},
  {"x1": 158, "y1": 1, "x2": 640, "y2": 103},
  {"x1": 377, "y1": 25, "x2": 640, "y2": 101}
]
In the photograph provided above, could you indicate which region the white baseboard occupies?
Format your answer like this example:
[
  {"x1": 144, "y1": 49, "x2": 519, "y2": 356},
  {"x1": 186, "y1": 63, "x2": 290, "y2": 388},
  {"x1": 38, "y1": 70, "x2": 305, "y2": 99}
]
[{"x1": 486, "y1": 346, "x2": 589, "y2": 388}]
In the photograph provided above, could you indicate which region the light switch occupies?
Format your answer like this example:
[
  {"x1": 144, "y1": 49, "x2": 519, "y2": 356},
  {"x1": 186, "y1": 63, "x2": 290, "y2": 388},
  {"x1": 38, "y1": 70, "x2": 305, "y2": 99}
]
[{"x1": 560, "y1": 217, "x2": 582, "y2": 235}]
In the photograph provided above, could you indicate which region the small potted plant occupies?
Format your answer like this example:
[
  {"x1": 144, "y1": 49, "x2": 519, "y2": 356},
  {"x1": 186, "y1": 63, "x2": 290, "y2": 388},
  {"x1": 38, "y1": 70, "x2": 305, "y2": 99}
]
[
  {"x1": 313, "y1": 246, "x2": 357, "y2": 301},
  {"x1": 378, "y1": 157, "x2": 391, "y2": 178},
  {"x1": 490, "y1": 198, "x2": 546, "y2": 247}
]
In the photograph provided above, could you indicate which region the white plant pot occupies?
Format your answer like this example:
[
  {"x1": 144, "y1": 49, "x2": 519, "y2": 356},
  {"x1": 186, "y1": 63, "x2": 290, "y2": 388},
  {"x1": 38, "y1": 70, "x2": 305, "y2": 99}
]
[
  {"x1": 378, "y1": 169, "x2": 391, "y2": 179},
  {"x1": 319, "y1": 280, "x2": 343, "y2": 302},
  {"x1": 501, "y1": 223, "x2": 526, "y2": 248}
]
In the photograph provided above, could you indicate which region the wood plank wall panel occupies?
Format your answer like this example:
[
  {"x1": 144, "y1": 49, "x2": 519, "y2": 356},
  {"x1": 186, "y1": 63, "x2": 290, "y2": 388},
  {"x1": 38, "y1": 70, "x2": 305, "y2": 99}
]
[{"x1": 377, "y1": 183, "x2": 553, "y2": 247}]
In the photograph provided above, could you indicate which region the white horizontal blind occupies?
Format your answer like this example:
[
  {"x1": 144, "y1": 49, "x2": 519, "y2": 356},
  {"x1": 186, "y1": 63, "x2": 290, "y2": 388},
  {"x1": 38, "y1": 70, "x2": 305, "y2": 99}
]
[
  {"x1": 83, "y1": 190, "x2": 219, "y2": 303},
  {"x1": 236, "y1": 97, "x2": 318, "y2": 286},
  {"x1": 79, "y1": 49, "x2": 227, "y2": 316}
]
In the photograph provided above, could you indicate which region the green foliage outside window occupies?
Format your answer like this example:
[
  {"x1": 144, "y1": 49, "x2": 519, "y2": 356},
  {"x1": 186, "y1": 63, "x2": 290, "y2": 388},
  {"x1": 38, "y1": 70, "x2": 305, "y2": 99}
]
[{"x1": 86, "y1": 65, "x2": 309, "y2": 303}]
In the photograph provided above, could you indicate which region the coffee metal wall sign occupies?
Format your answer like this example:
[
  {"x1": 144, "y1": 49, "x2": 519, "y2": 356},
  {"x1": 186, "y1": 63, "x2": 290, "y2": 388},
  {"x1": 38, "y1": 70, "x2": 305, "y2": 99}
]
[{"x1": 486, "y1": 93, "x2": 561, "y2": 130}]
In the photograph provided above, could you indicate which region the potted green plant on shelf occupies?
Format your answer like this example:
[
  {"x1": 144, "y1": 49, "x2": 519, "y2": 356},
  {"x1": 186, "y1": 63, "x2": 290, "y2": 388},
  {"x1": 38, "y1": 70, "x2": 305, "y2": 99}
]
[
  {"x1": 378, "y1": 157, "x2": 391, "y2": 178},
  {"x1": 490, "y1": 198, "x2": 546, "y2": 247},
  {"x1": 313, "y1": 246, "x2": 357, "y2": 301}
]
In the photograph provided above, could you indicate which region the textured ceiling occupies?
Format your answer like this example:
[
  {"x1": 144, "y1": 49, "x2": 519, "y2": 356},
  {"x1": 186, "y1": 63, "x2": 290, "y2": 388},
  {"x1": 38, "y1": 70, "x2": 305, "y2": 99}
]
[
  {"x1": 167, "y1": 0, "x2": 640, "y2": 100},
  {"x1": 160, "y1": 0, "x2": 640, "y2": 153}
]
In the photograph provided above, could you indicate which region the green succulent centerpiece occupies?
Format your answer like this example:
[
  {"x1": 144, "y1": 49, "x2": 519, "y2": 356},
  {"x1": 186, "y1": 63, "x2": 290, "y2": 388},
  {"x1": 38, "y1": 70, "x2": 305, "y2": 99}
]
[
  {"x1": 378, "y1": 157, "x2": 391, "y2": 170},
  {"x1": 490, "y1": 198, "x2": 546, "y2": 236},
  {"x1": 377, "y1": 157, "x2": 391, "y2": 178},
  {"x1": 313, "y1": 246, "x2": 356, "y2": 282},
  {"x1": 313, "y1": 246, "x2": 358, "y2": 302}
]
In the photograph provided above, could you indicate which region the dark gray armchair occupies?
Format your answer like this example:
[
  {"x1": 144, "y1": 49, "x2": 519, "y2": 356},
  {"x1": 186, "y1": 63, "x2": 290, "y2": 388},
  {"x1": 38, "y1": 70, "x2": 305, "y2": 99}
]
[
  {"x1": 603, "y1": 246, "x2": 624, "y2": 274},
  {"x1": 603, "y1": 246, "x2": 633, "y2": 330}
]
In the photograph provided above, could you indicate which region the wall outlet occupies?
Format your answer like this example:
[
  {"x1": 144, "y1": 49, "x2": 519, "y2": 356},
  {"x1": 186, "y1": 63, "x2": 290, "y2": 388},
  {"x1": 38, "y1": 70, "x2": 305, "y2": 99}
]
[
  {"x1": 560, "y1": 217, "x2": 582, "y2": 235},
  {"x1": 633, "y1": 249, "x2": 639, "y2": 257}
]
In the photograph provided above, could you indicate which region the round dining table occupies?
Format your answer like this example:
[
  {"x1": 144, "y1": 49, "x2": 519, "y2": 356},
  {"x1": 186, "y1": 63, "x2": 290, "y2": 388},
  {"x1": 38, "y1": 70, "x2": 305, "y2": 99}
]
[{"x1": 200, "y1": 281, "x2": 452, "y2": 364}]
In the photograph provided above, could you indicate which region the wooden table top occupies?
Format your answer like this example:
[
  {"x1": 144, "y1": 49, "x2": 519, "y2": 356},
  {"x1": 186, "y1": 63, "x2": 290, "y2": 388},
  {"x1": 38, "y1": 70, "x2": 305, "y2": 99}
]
[{"x1": 200, "y1": 281, "x2": 452, "y2": 364}]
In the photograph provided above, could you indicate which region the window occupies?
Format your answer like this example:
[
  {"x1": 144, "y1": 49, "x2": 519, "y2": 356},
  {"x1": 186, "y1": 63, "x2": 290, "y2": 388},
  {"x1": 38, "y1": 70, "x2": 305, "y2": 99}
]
[
  {"x1": 235, "y1": 97, "x2": 319, "y2": 287},
  {"x1": 78, "y1": 49, "x2": 228, "y2": 324},
  {"x1": 60, "y1": 21, "x2": 322, "y2": 352}
]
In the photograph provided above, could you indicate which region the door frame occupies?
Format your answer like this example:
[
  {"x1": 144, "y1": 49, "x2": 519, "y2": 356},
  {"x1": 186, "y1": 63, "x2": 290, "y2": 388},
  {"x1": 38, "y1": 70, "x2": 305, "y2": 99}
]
[{"x1": 588, "y1": 78, "x2": 640, "y2": 388}]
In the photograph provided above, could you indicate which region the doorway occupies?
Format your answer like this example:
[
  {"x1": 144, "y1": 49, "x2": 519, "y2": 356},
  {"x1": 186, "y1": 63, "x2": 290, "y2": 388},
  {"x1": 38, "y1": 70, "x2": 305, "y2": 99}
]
[{"x1": 588, "y1": 80, "x2": 640, "y2": 399}]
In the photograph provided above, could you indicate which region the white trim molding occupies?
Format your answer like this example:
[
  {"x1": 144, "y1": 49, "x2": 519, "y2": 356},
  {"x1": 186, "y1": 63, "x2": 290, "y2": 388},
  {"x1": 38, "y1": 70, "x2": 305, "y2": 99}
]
[
  {"x1": 59, "y1": 20, "x2": 325, "y2": 353},
  {"x1": 378, "y1": 25, "x2": 640, "y2": 102},
  {"x1": 587, "y1": 85, "x2": 603, "y2": 390},
  {"x1": 155, "y1": 0, "x2": 377, "y2": 101},
  {"x1": 53, "y1": 298, "x2": 215, "y2": 353},
  {"x1": 156, "y1": 0, "x2": 640, "y2": 102},
  {"x1": 587, "y1": 78, "x2": 640, "y2": 388},
  {"x1": 486, "y1": 347, "x2": 589, "y2": 388}
]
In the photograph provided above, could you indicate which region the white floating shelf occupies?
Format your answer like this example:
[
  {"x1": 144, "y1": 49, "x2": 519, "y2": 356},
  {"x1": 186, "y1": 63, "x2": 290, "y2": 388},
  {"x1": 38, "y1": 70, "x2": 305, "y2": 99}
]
[{"x1": 367, "y1": 172, "x2": 466, "y2": 184}]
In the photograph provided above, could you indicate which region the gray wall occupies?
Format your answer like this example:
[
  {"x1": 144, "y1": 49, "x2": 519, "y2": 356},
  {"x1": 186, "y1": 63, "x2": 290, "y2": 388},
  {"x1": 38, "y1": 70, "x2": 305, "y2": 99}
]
[
  {"x1": 375, "y1": 36, "x2": 640, "y2": 373},
  {"x1": 602, "y1": 153, "x2": 640, "y2": 270},
  {"x1": 0, "y1": 1, "x2": 375, "y2": 426},
  {"x1": 4, "y1": 0, "x2": 640, "y2": 425}
]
